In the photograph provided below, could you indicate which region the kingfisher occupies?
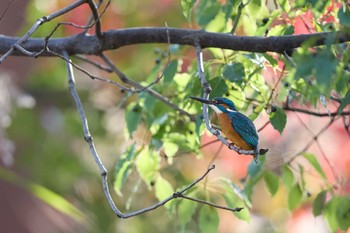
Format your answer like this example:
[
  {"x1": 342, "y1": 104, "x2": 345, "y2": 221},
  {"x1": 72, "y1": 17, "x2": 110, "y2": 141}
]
[{"x1": 190, "y1": 96, "x2": 260, "y2": 162}]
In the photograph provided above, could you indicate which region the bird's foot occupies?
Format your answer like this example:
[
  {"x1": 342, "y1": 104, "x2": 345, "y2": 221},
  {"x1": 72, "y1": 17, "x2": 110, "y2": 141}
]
[
  {"x1": 259, "y1": 148, "x2": 269, "y2": 155},
  {"x1": 229, "y1": 143, "x2": 240, "y2": 153}
]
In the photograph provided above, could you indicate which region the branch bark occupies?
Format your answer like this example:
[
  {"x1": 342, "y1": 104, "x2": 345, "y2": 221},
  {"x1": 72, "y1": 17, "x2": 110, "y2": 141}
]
[{"x1": 1, "y1": 28, "x2": 350, "y2": 57}]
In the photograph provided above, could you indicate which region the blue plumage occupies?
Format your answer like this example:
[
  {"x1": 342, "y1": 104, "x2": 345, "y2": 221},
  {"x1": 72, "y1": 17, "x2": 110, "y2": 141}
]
[
  {"x1": 190, "y1": 96, "x2": 260, "y2": 151},
  {"x1": 211, "y1": 97, "x2": 259, "y2": 149},
  {"x1": 229, "y1": 112, "x2": 259, "y2": 149}
]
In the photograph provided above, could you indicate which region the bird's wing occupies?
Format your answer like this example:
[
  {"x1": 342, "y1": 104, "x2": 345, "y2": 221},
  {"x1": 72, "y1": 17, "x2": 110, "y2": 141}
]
[{"x1": 230, "y1": 112, "x2": 259, "y2": 149}]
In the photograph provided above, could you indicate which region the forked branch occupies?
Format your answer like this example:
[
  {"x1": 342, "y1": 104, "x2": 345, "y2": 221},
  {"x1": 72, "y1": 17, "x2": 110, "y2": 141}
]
[
  {"x1": 63, "y1": 51, "x2": 242, "y2": 219},
  {"x1": 193, "y1": 43, "x2": 261, "y2": 161}
]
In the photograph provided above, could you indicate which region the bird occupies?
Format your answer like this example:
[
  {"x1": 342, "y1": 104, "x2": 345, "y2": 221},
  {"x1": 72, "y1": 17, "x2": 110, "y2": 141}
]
[{"x1": 190, "y1": 96, "x2": 260, "y2": 162}]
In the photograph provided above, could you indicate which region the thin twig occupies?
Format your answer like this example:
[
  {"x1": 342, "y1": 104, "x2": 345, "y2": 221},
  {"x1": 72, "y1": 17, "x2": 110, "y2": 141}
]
[
  {"x1": 63, "y1": 50, "x2": 124, "y2": 217},
  {"x1": 50, "y1": 50, "x2": 133, "y2": 91},
  {"x1": 194, "y1": 42, "x2": 258, "y2": 157},
  {"x1": 75, "y1": 55, "x2": 113, "y2": 72},
  {"x1": 134, "y1": 23, "x2": 172, "y2": 93},
  {"x1": 283, "y1": 105, "x2": 350, "y2": 117},
  {"x1": 86, "y1": 0, "x2": 103, "y2": 38},
  {"x1": 100, "y1": 53, "x2": 196, "y2": 120},
  {"x1": 64, "y1": 50, "x2": 229, "y2": 218},
  {"x1": 83, "y1": 0, "x2": 110, "y2": 34},
  {"x1": 204, "y1": 144, "x2": 224, "y2": 190},
  {"x1": 0, "y1": 0, "x2": 86, "y2": 63},
  {"x1": 181, "y1": 194, "x2": 243, "y2": 212},
  {"x1": 343, "y1": 116, "x2": 350, "y2": 136},
  {"x1": 57, "y1": 50, "x2": 195, "y2": 121},
  {"x1": 258, "y1": 121, "x2": 270, "y2": 132},
  {"x1": 230, "y1": 0, "x2": 251, "y2": 34},
  {"x1": 0, "y1": 0, "x2": 15, "y2": 23},
  {"x1": 286, "y1": 116, "x2": 340, "y2": 164},
  {"x1": 12, "y1": 44, "x2": 37, "y2": 56},
  {"x1": 294, "y1": 113, "x2": 339, "y2": 182},
  {"x1": 315, "y1": 140, "x2": 339, "y2": 182},
  {"x1": 266, "y1": 64, "x2": 286, "y2": 109}
]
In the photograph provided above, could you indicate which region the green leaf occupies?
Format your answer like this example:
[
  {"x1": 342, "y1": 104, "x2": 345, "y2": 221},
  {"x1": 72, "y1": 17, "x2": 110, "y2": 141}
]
[
  {"x1": 208, "y1": 78, "x2": 228, "y2": 98},
  {"x1": 281, "y1": 166, "x2": 295, "y2": 189},
  {"x1": 195, "y1": 0, "x2": 221, "y2": 27},
  {"x1": 295, "y1": 0, "x2": 328, "y2": 12},
  {"x1": 199, "y1": 206, "x2": 219, "y2": 233},
  {"x1": 269, "y1": 107, "x2": 287, "y2": 134},
  {"x1": 314, "y1": 51, "x2": 337, "y2": 89},
  {"x1": 334, "y1": 196, "x2": 350, "y2": 231},
  {"x1": 155, "y1": 175, "x2": 174, "y2": 209},
  {"x1": 125, "y1": 103, "x2": 142, "y2": 137},
  {"x1": 247, "y1": 159, "x2": 263, "y2": 177},
  {"x1": 264, "y1": 171, "x2": 279, "y2": 196},
  {"x1": 178, "y1": 198, "x2": 198, "y2": 228},
  {"x1": 283, "y1": 25, "x2": 295, "y2": 35},
  {"x1": 222, "y1": 181, "x2": 250, "y2": 221},
  {"x1": 338, "y1": 5, "x2": 350, "y2": 28},
  {"x1": 136, "y1": 147, "x2": 160, "y2": 186},
  {"x1": 222, "y1": 63, "x2": 246, "y2": 84},
  {"x1": 173, "y1": 71, "x2": 190, "y2": 88},
  {"x1": 113, "y1": 144, "x2": 138, "y2": 196},
  {"x1": 262, "y1": 53, "x2": 278, "y2": 67},
  {"x1": 222, "y1": 0, "x2": 234, "y2": 21},
  {"x1": 181, "y1": 0, "x2": 196, "y2": 22},
  {"x1": 162, "y1": 141, "x2": 179, "y2": 164},
  {"x1": 302, "y1": 153, "x2": 326, "y2": 179},
  {"x1": 145, "y1": 59, "x2": 163, "y2": 82},
  {"x1": 312, "y1": 190, "x2": 327, "y2": 216},
  {"x1": 288, "y1": 183, "x2": 303, "y2": 210},
  {"x1": 30, "y1": 183, "x2": 85, "y2": 221},
  {"x1": 195, "y1": 114, "x2": 204, "y2": 138},
  {"x1": 338, "y1": 91, "x2": 350, "y2": 115},
  {"x1": 293, "y1": 52, "x2": 314, "y2": 78},
  {"x1": 324, "y1": 196, "x2": 350, "y2": 231},
  {"x1": 244, "y1": 161, "x2": 264, "y2": 202},
  {"x1": 163, "y1": 60, "x2": 178, "y2": 84}
]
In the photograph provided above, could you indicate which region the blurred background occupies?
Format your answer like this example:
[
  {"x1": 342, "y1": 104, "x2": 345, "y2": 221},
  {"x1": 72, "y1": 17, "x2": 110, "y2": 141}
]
[{"x1": 1, "y1": 0, "x2": 350, "y2": 232}]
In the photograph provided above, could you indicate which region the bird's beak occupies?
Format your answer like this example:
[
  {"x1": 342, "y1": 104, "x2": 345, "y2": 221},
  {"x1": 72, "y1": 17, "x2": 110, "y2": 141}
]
[{"x1": 189, "y1": 96, "x2": 215, "y2": 105}]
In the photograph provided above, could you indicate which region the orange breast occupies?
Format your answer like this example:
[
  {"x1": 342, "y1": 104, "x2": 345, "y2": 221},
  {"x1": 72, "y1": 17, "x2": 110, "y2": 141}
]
[{"x1": 217, "y1": 113, "x2": 253, "y2": 150}]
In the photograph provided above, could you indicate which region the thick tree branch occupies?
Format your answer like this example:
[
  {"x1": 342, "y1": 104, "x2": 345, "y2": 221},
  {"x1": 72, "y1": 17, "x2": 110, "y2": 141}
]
[{"x1": 1, "y1": 28, "x2": 350, "y2": 57}]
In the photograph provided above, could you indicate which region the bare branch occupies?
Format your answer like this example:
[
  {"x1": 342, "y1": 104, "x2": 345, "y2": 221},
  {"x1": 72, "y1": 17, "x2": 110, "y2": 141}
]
[
  {"x1": 64, "y1": 52, "x2": 233, "y2": 219},
  {"x1": 136, "y1": 23, "x2": 172, "y2": 92},
  {"x1": 283, "y1": 105, "x2": 350, "y2": 117},
  {"x1": 230, "y1": 0, "x2": 250, "y2": 34},
  {"x1": 51, "y1": 50, "x2": 133, "y2": 91},
  {"x1": 100, "y1": 53, "x2": 196, "y2": 121},
  {"x1": 257, "y1": 121, "x2": 270, "y2": 132},
  {"x1": 75, "y1": 54, "x2": 113, "y2": 72},
  {"x1": 286, "y1": 116, "x2": 340, "y2": 164},
  {"x1": 2, "y1": 28, "x2": 350, "y2": 57},
  {"x1": 181, "y1": 194, "x2": 243, "y2": 212},
  {"x1": 63, "y1": 50, "x2": 125, "y2": 218},
  {"x1": 0, "y1": 0, "x2": 86, "y2": 63},
  {"x1": 0, "y1": 0, "x2": 15, "y2": 23},
  {"x1": 194, "y1": 43, "x2": 260, "y2": 160},
  {"x1": 343, "y1": 116, "x2": 350, "y2": 136},
  {"x1": 86, "y1": 0, "x2": 103, "y2": 38}
]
